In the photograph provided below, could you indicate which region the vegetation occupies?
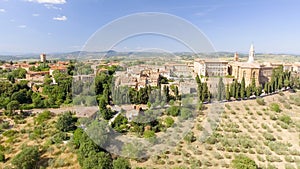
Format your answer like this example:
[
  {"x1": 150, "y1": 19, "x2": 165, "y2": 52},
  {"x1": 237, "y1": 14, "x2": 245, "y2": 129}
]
[
  {"x1": 12, "y1": 146, "x2": 40, "y2": 169},
  {"x1": 56, "y1": 111, "x2": 77, "y2": 132},
  {"x1": 231, "y1": 155, "x2": 258, "y2": 169},
  {"x1": 269, "y1": 103, "x2": 281, "y2": 112}
]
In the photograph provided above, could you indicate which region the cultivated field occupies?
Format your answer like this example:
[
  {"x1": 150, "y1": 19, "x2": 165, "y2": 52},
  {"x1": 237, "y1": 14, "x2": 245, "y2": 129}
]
[{"x1": 132, "y1": 91, "x2": 300, "y2": 169}]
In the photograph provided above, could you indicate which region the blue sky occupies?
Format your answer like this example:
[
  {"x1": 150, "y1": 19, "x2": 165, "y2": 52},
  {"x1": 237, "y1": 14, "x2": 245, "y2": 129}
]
[{"x1": 0, "y1": 0, "x2": 300, "y2": 54}]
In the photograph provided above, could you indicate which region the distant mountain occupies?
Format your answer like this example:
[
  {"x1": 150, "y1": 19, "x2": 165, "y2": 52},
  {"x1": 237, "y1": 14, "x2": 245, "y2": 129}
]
[{"x1": 1, "y1": 51, "x2": 299, "y2": 61}]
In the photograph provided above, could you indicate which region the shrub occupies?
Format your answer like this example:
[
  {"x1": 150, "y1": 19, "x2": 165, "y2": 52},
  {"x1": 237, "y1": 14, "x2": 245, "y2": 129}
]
[
  {"x1": 279, "y1": 115, "x2": 292, "y2": 124},
  {"x1": 143, "y1": 130, "x2": 155, "y2": 138},
  {"x1": 12, "y1": 146, "x2": 39, "y2": 169},
  {"x1": 263, "y1": 132, "x2": 276, "y2": 141},
  {"x1": 284, "y1": 163, "x2": 296, "y2": 169},
  {"x1": 256, "y1": 98, "x2": 265, "y2": 106},
  {"x1": 34, "y1": 110, "x2": 52, "y2": 125},
  {"x1": 164, "y1": 117, "x2": 174, "y2": 128},
  {"x1": 2, "y1": 129, "x2": 18, "y2": 138},
  {"x1": 184, "y1": 131, "x2": 196, "y2": 143},
  {"x1": 167, "y1": 106, "x2": 180, "y2": 116},
  {"x1": 231, "y1": 155, "x2": 258, "y2": 169},
  {"x1": 284, "y1": 155, "x2": 294, "y2": 162},
  {"x1": 269, "y1": 103, "x2": 281, "y2": 112},
  {"x1": 52, "y1": 132, "x2": 69, "y2": 144},
  {"x1": 0, "y1": 121, "x2": 10, "y2": 130},
  {"x1": 0, "y1": 151, "x2": 5, "y2": 162},
  {"x1": 56, "y1": 111, "x2": 77, "y2": 132},
  {"x1": 266, "y1": 155, "x2": 282, "y2": 162},
  {"x1": 283, "y1": 103, "x2": 292, "y2": 109}
]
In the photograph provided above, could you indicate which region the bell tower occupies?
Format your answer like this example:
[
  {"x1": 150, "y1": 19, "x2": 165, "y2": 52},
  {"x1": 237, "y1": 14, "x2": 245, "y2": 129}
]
[{"x1": 248, "y1": 44, "x2": 255, "y2": 63}]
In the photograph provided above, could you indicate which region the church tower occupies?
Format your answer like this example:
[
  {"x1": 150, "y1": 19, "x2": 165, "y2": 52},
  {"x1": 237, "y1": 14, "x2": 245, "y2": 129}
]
[
  {"x1": 234, "y1": 52, "x2": 239, "y2": 61},
  {"x1": 248, "y1": 44, "x2": 255, "y2": 63}
]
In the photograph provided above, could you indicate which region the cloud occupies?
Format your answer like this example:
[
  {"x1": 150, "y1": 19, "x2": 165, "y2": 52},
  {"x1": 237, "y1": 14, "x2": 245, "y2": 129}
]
[
  {"x1": 18, "y1": 25, "x2": 27, "y2": 28},
  {"x1": 0, "y1": 9, "x2": 6, "y2": 13},
  {"x1": 26, "y1": 0, "x2": 66, "y2": 4},
  {"x1": 32, "y1": 13, "x2": 40, "y2": 16},
  {"x1": 44, "y1": 4, "x2": 62, "y2": 10},
  {"x1": 53, "y1": 15, "x2": 67, "y2": 21}
]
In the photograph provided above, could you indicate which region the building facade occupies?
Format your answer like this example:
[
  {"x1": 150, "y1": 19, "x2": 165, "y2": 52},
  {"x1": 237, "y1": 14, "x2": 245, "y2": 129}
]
[{"x1": 194, "y1": 59, "x2": 229, "y2": 77}]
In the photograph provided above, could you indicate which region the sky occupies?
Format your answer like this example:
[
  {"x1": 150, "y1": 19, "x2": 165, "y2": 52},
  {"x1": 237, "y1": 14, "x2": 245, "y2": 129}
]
[{"x1": 0, "y1": 0, "x2": 300, "y2": 54}]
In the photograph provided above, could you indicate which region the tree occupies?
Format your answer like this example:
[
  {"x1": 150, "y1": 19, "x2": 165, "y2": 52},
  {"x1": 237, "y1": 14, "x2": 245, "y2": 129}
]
[
  {"x1": 12, "y1": 146, "x2": 40, "y2": 169},
  {"x1": 231, "y1": 155, "x2": 258, "y2": 169},
  {"x1": 99, "y1": 96, "x2": 114, "y2": 120},
  {"x1": 225, "y1": 84, "x2": 230, "y2": 101},
  {"x1": 85, "y1": 120, "x2": 110, "y2": 148},
  {"x1": 112, "y1": 114, "x2": 128, "y2": 132},
  {"x1": 201, "y1": 83, "x2": 208, "y2": 102},
  {"x1": 235, "y1": 83, "x2": 240, "y2": 99},
  {"x1": 251, "y1": 78, "x2": 256, "y2": 92},
  {"x1": 31, "y1": 93, "x2": 44, "y2": 108},
  {"x1": 113, "y1": 157, "x2": 131, "y2": 169},
  {"x1": 11, "y1": 89, "x2": 29, "y2": 104},
  {"x1": 246, "y1": 86, "x2": 251, "y2": 98},
  {"x1": 230, "y1": 80, "x2": 237, "y2": 98},
  {"x1": 72, "y1": 128, "x2": 84, "y2": 148},
  {"x1": 163, "y1": 85, "x2": 170, "y2": 102},
  {"x1": 195, "y1": 75, "x2": 201, "y2": 84},
  {"x1": 217, "y1": 77, "x2": 225, "y2": 101},
  {"x1": 82, "y1": 151, "x2": 112, "y2": 169},
  {"x1": 56, "y1": 111, "x2": 76, "y2": 132},
  {"x1": 255, "y1": 85, "x2": 262, "y2": 96},
  {"x1": 240, "y1": 77, "x2": 246, "y2": 99},
  {"x1": 264, "y1": 83, "x2": 268, "y2": 94},
  {"x1": 284, "y1": 78, "x2": 290, "y2": 88},
  {"x1": 6, "y1": 100, "x2": 20, "y2": 115},
  {"x1": 7, "y1": 74, "x2": 15, "y2": 83}
]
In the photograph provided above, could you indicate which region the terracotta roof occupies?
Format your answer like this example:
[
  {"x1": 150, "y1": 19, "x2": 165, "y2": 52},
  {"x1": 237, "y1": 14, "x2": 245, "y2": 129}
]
[{"x1": 50, "y1": 65, "x2": 67, "y2": 70}]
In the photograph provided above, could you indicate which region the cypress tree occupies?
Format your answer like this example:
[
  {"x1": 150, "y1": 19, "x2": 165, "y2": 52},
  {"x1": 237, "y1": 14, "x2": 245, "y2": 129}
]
[
  {"x1": 217, "y1": 77, "x2": 225, "y2": 101},
  {"x1": 226, "y1": 84, "x2": 230, "y2": 101},
  {"x1": 201, "y1": 83, "x2": 208, "y2": 102},
  {"x1": 240, "y1": 77, "x2": 246, "y2": 99},
  {"x1": 235, "y1": 83, "x2": 240, "y2": 99},
  {"x1": 246, "y1": 86, "x2": 251, "y2": 98}
]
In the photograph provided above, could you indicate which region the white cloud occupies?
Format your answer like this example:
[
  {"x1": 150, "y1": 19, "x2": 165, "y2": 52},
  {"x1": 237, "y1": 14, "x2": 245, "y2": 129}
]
[
  {"x1": 26, "y1": 0, "x2": 66, "y2": 4},
  {"x1": 44, "y1": 4, "x2": 62, "y2": 10},
  {"x1": 53, "y1": 15, "x2": 67, "y2": 21},
  {"x1": 18, "y1": 25, "x2": 27, "y2": 28},
  {"x1": 32, "y1": 13, "x2": 40, "y2": 16},
  {"x1": 0, "y1": 9, "x2": 6, "y2": 13}
]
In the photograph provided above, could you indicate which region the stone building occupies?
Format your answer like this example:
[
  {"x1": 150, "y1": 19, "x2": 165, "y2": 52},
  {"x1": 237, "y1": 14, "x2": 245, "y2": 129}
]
[
  {"x1": 230, "y1": 44, "x2": 278, "y2": 87},
  {"x1": 194, "y1": 59, "x2": 229, "y2": 77},
  {"x1": 40, "y1": 53, "x2": 46, "y2": 63}
]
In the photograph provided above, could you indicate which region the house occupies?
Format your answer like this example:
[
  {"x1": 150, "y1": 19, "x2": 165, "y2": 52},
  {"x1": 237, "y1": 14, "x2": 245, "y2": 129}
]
[
  {"x1": 49, "y1": 65, "x2": 67, "y2": 76},
  {"x1": 26, "y1": 71, "x2": 49, "y2": 82}
]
